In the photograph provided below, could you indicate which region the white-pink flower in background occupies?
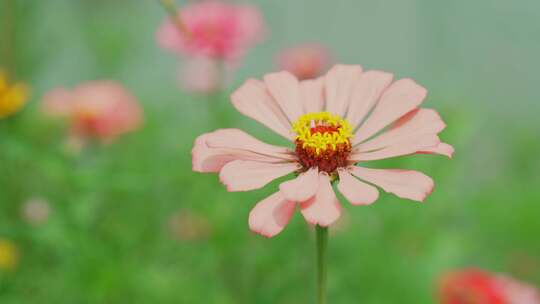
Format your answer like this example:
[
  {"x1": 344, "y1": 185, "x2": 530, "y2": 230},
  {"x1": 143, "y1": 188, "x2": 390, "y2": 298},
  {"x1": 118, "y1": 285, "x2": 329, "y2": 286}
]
[
  {"x1": 497, "y1": 274, "x2": 540, "y2": 304},
  {"x1": 42, "y1": 80, "x2": 143, "y2": 143},
  {"x1": 276, "y1": 44, "x2": 332, "y2": 80},
  {"x1": 167, "y1": 209, "x2": 212, "y2": 241},
  {"x1": 178, "y1": 56, "x2": 228, "y2": 94},
  {"x1": 157, "y1": 0, "x2": 266, "y2": 61},
  {"x1": 21, "y1": 197, "x2": 50, "y2": 226},
  {"x1": 192, "y1": 64, "x2": 453, "y2": 237}
]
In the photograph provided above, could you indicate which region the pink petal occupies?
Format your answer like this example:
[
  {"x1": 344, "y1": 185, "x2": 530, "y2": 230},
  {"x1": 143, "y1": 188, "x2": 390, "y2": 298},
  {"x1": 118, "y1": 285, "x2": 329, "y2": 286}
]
[
  {"x1": 249, "y1": 191, "x2": 296, "y2": 237},
  {"x1": 300, "y1": 172, "x2": 341, "y2": 227},
  {"x1": 337, "y1": 168, "x2": 379, "y2": 205},
  {"x1": 205, "y1": 129, "x2": 294, "y2": 159},
  {"x1": 279, "y1": 167, "x2": 319, "y2": 202},
  {"x1": 324, "y1": 64, "x2": 363, "y2": 117},
  {"x1": 192, "y1": 130, "x2": 295, "y2": 173},
  {"x1": 219, "y1": 160, "x2": 299, "y2": 192},
  {"x1": 178, "y1": 56, "x2": 222, "y2": 94},
  {"x1": 156, "y1": 19, "x2": 185, "y2": 54},
  {"x1": 349, "y1": 134, "x2": 440, "y2": 162},
  {"x1": 192, "y1": 133, "x2": 248, "y2": 172},
  {"x1": 349, "y1": 167, "x2": 434, "y2": 202},
  {"x1": 264, "y1": 71, "x2": 304, "y2": 122},
  {"x1": 345, "y1": 70, "x2": 393, "y2": 129},
  {"x1": 235, "y1": 4, "x2": 267, "y2": 45},
  {"x1": 357, "y1": 109, "x2": 446, "y2": 151},
  {"x1": 353, "y1": 78, "x2": 427, "y2": 144},
  {"x1": 300, "y1": 78, "x2": 325, "y2": 114},
  {"x1": 192, "y1": 145, "x2": 275, "y2": 173},
  {"x1": 231, "y1": 79, "x2": 293, "y2": 140},
  {"x1": 418, "y1": 142, "x2": 454, "y2": 158}
]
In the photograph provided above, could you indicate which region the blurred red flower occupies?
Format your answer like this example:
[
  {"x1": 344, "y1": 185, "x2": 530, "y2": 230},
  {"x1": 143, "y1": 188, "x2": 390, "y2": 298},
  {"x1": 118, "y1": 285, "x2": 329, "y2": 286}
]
[{"x1": 439, "y1": 268, "x2": 540, "y2": 304}]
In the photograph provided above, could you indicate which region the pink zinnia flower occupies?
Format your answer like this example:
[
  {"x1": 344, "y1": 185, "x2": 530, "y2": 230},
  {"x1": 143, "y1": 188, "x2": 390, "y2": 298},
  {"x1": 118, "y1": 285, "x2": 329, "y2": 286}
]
[
  {"x1": 276, "y1": 44, "x2": 332, "y2": 80},
  {"x1": 439, "y1": 268, "x2": 540, "y2": 304},
  {"x1": 42, "y1": 80, "x2": 142, "y2": 143},
  {"x1": 192, "y1": 64, "x2": 453, "y2": 237},
  {"x1": 156, "y1": 1, "x2": 266, "y2": 61}
]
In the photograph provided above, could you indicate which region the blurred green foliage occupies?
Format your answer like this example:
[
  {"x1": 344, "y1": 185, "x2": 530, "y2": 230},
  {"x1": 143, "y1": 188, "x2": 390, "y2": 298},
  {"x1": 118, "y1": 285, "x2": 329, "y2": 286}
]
[{"x1": 1, "y1": 0, "x2": 539, "y2": 303}]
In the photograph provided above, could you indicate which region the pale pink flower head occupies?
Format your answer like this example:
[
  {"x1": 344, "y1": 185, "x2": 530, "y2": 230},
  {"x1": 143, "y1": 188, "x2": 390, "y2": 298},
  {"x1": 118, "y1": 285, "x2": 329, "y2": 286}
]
[
  {"x1": 167, "y1": 209, "x2": 212, "y2": 241},
  {"x1": 192, "y1": 64, "x2": 453, "y2": 237},
  {"x1": 21, "y1": 197, "x2": 50, "y2": 226},
  {"x1": 157, "y1": 1, "x2": 266, "y2": 61},
  {"x1": 438, "y1": 268, "x2": 540, "y2": 304},
  {"x1": 177, "y1": 56, "x2": 228, "y2": 94},
  {"x1": 496, "y1": 274, "x2": 540, "y2": 304},
  {"x1": 276, "y1": 44, "x2": 332, "y2": 80},
  {"x1": 42, "y1": 80, "x2": 143, "y2": 143}
]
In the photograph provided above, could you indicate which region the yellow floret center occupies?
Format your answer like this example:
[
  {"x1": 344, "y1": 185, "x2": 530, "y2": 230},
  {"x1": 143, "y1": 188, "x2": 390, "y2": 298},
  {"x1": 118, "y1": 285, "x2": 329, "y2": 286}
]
[{"x1": 292, "y1": 111, "x2": 353, "y2": 155}]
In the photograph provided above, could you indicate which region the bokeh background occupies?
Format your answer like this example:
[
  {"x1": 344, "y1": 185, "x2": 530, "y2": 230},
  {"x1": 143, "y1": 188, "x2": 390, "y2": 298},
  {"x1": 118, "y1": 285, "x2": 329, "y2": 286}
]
[{"x1": 1, "y1": 0, "x2": 540, "y2": 303}]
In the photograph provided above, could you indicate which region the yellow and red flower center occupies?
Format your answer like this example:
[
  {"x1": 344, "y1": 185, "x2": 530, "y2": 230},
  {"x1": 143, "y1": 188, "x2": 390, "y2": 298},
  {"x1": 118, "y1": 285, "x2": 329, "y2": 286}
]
[{"x1": 292, "y1": 111, "x2": 353, "y2": 174}]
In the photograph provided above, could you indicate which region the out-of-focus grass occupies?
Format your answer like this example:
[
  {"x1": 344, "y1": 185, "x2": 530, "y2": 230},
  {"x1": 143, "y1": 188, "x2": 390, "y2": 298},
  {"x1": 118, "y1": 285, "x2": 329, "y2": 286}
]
[{"x1": 1, "y1": 1, "x2": 539, "y2": 303}]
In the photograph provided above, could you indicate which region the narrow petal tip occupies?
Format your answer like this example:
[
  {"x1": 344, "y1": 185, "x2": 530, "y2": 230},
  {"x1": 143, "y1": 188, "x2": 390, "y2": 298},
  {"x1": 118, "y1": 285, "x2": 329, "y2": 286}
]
[{"x1": 248, "y1": 192, "x2": 296, "y2": 237}]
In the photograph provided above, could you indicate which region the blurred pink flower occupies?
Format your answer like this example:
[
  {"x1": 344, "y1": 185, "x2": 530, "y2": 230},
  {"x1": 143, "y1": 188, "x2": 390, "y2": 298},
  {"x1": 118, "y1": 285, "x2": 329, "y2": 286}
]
[
  {"x1": 439, "y1": 268, "x2": 540, "y2": 304},
  {"x1": 276, "y1": 44, "x2": 332, "y2": 80},
  {"x1": 178, "y1": 57, "x2": 228, "y2": 94},
  {"x1": 497, "y1": 274, "x2": 540, "y2": 304},
  {"x1": 192, "y1": 64, "x2": 453, "y2": 237},
  {"x1": 156, "y1": 1, "x2": 266, "y2": 61},
  {"x1": 167, "y1": 209, "x2": 212, "y2": 241},
  {"x1": 21, "y1": 198, "x2": 50, "y2": 226},
  {"x1": 42, "y1": 80, "x2": 143, "y2": 143},
  {"x1": 41, "y1": 88, "x2": 73, "y2": 118}
]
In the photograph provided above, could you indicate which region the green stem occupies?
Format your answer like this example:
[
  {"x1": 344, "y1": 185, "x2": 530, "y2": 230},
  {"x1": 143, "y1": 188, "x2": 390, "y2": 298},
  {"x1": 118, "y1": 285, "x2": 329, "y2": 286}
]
[
  {"x1": 214, "y1": 59, "x2": 226, "y2": 93},
  {"x1": 158, "y1": 0, "x2": 191, "y2": 38},
  {"x1": 316, "y1": 225, "x2": 328, "y2": 304}
]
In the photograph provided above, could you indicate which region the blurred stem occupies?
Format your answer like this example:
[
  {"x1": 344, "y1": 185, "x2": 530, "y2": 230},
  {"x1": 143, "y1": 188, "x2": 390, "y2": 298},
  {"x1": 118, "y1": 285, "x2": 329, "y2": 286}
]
[
  {"x1": 206, "y1": 89, "x2": 231, "y2": 129},
  {"x1": 158, "y1": 0, "x2": 191, "y2": 38},
  {"x1": 215, "y1": 59, "x2": 226, "y2": 92},
  {"x1": 1, "y1": 0, "x2": 15, "y2": 75},
  {"x1": 316, "y1": 225, "x2": 328, "y2": 304}
]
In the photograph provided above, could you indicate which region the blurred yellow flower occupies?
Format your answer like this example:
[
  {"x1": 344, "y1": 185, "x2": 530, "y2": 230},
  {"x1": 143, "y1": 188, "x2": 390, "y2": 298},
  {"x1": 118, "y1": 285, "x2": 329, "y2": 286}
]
[
  {"x1": 0, "y1": 70, "x2": 29, "y2": 119},
  {"x1": 0, "y1": 238, "x2": 19, "y2": 270}
]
